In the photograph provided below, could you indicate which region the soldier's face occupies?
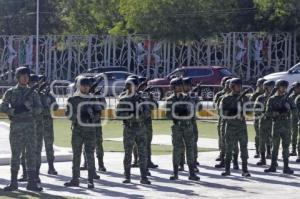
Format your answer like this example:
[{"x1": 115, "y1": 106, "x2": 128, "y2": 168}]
[
  {"x1": 18, "y1": 74, "x2": 29, "y2": 85},
  {"x1": 175, "y1": 85, "x2": 183, "y2": 93},
  {"x1": 183, "y1": 84, "x2": 191, "y2": 92},
  {"x1": 278, "y1": 86, "x2": 287, "y2": 94},
  {"x1": 80, "y1": 85, "x2": 90, "y2": 94},
  {"x1": 265, "y1": 86, "x2": 273, "y2": 93},
  {"x1": 295, "y1": 87, "x2": 300, "y2": 94},
  {"x1": 233, "y1": 84, "x2": 241, "y2": 93},
  {"x1": 257, "y1": 84, "x2": 263, "y2": 91}
]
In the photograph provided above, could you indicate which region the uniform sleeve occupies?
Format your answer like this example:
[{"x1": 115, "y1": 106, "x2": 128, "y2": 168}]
[
  {"x1": 65, "y1": 98, "x2": 76, "y2": 121},
  {"x1": 165, "y1": 98, "x2": 173, "y2": 119},
  {"x1": 0, "y1": 89, "x2": 14, "y2": 116},
  {"x1": 265, "y1": 97, "x2": 274, "y2": 118},
  {"x1": 32, "y1": 92, "x2": 43, "y2": 116},
  {"x1": 50, "y1": 94, "x2": 59, "y2": 111}
]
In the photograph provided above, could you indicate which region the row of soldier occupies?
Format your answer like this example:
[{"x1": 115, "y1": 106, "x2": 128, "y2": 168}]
[{"x1": 1, "y1": 66, "x2": 299, "y2": 191}]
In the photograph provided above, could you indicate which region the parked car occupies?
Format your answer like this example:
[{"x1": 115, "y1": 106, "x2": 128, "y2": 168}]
[
  {"x1": 263, "y1": 62, "x2": 300, "y2": 89},
  {"x1": 67, "y1": 71, "x2": 135, "y2": 96},
  {"x1": 147, "y1": 66, "x2": 234, "y2": 99}
]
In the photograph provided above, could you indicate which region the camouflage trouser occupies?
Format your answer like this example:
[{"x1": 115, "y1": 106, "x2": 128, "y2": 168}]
[
  {"x1": 291, "y1": 117, "x2": 298, "y2": 147},
  {"x1": 10, "y1": 121, "x2": 37, "y2": 172},
  {"x1": 172, "y1": 122, "x2": 195, "y2": 166},
  {"x1": 259, "y1": 117, "x2": 272, "y2": 154},
  {"x1": 224, "y1": 119, "x2": 248, "y2": 163},
  {"x1": 298, "y1": 122, "x2": 300, "y2": 155},
  {"x1": 271, "y1": 119, "x2": 291, "y2": 162},
  {"x1": 217, "y1": 117, "x2": 222, "y2": 150},
  {"x1": 71, "y1": 126, "x2": 96, "y2": 179},
  {"x1": 132, "y1": 118, "x2": 152, "y2": 164},
  {"x1": 43, "y1": 115, "x2": 55, "y2": 163},
  {"x1": 123, "y1": 124, "x2": 147, "y2": 175},
  {"x1": 220, "y1": 118, "x2": 239, "y2": 158},
  {"x1": 254, "y1": 118, "x2": 260, "y2": 150},
  {"x1": 20, "y1": 118, "x2": 43, "y2": 171},
  {"x1": 95, "y1": 126, "x2": 104, "y2": 164}
]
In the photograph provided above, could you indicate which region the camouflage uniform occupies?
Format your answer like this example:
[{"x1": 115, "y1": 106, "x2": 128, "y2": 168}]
[
  {"x1": 64, "y1": 91, "x2": 100, "y2": 187},
  {"x1": 116, "y1": 88, "x2": 151, "y2": 184},
  {"x1": 289, "y1": 92, "x2": 299, "y2": 155},
  {"x1": 214, "y1": 90, "x2": 226, "y2": 151},
  {"x1": 0, "y1": 82, "x2": 42, "y2": 191},
  {"x1": 166, "y1": 88, "x2": 199, "y2": 181},
  {"x1": 264, "y1": 83, "x2": 294, "y2": 174},
  {"x1": 295, "y1": 95, "x2": 300, "y2": 162}
]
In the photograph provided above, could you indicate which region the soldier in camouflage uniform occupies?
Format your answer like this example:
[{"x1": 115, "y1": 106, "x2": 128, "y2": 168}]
[
  {"x1": 64, "y1": 77, "x2": 101, "y2": 189},
  {"x1": 264, "y1": 80, "x2": 294, "y2": 174},
  {"x1": 181, "y1": 77, "x2": 202, "y2": 172},
  {"x1": 213, "y1": 76, "x2": 232, "y2": 161},
  {"x1": 220, "y1": 78, "x2": 251, "y2": 177},
  {"x1": 295, "y1": 93, "x2": 300, "y2": 162},
  {"x1": 116, "y1": 78, "x2": 151, "y2": 184},
  {"x1": 166, "y1": 78, "x2": 200, "y2": 181},
  {"x1": 255, "y1": 80, "x2": 275, "y2": 166},
  {"x1": 0, "y1": 67, "x2": 43, "y2": 191},
  {"x1": 215, "y1": 78, "x2": 240, "y2": 170},
  {"x1": 39, "y1": 75, "x2": 59, "y2": 175},
  {"x1": 289, "y1": 82, "x2": 300, "y2": 156},
  {"x1": 250, "y1": 78, "x2": 266, "y2": 158}
]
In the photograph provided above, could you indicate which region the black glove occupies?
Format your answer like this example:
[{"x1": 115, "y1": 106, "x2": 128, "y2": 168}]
[
  {"x1": 80, "y1": 105, "x2": 93, "y2": 123},
  {"x1": 14, "y1": 104, "x2": 30, "y2": 114}
]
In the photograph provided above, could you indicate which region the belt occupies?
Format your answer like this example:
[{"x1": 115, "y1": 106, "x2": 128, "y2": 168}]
[
  {"x1": 174, "y1": 120, "x2": 191, "y2": 126},
  {"x1": 125, "y1": 120, "x2": 144, "y2": 127},
  {"x1": 11, "y1": 116, "x2": 34, "y2": 123}
]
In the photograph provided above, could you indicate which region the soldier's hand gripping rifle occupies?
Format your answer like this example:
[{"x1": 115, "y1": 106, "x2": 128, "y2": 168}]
[
  {"x1": 237, "y1": 87, "x2": 252, "y2": 102},
  {"x1": 14, "y1": 83, "x2": 40, "y2": 114}
]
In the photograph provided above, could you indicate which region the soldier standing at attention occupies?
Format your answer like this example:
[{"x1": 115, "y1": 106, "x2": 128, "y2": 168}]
[
  {"x1": 250, "y1": 78, "x2": 266, "y2": 159},
  {"x1": 294, "y1": 90, "x2": 300, "y2": 162},
  {"x1": 166, "y1": 78, "x2": 200, "y2": 181},
  {"x1": 64, "y1": 77, "x2": 101, "y2": 188},
  {"x1": 39, "y1": 75, "x2": 59, "y2": 175},
  {"x1": 215, "y1": 78, "x2": 240, "y2": 170},
  {"x1": 264, "y1": 80, "x2": 294, "y2": 174},
  {"x1": 116, "y1": 78, "x2": 151, "y2": 184},
  {"x1": 214, "y1": 76, "x2": 232, "y2": 161},
  {"x1": 0, "y1": 67, "x2": 43, "y2": 191},
  {"x1": 255, "y1": 80, "x2": 275, "y2": 166},
  {"x1": 220, "y1": 78, "x2": 251, "y2": 177},
  {"x1": 289, "y1": 82, "x2": 300, "y2": 156},
  {"x1": 182, "y1": 77, "x2": 202, "y2": 172}
]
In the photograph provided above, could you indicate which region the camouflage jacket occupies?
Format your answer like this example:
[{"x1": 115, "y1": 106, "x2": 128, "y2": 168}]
[
  {"x1": 220, "y1": 92, "x2": 248, "y2": 120},
  {"x1": 166, "y1": 93, "x2": 193, "y2": 122},
  {"x1": 40, "y1": 91, "x2": 59, "y2": 116},
  {"x1": 266, "y1": 93, "x2": 295, "y2": 120}
]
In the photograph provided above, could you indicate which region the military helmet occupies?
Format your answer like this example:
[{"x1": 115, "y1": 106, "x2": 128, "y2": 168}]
[
  {"x1": 79, "y1": 77, "x2": 91, "y2": 86},
  {"x1": 256, "y1": 78, "x2": 266, "y2": 86},
  {"x1": 182, "y1": 77, "x2": 192, "y2": 85},
  {"x1": 229, "y1": 78, "x2": 242, "y2": 88},
  {"x1": 221, "y1": 76, "x2": 232, "y2": 87},
  {"x1": 170, "y1": 77, "x2": 183, "y2": 87},
  {"x1": 127, "y1": 75, "x2": 139, "y2": 81},
  {"x1": 263, "y1": 80, "x2": 275, "y2": 88},
  {"x1": 29, "y1": 74, "x2": 39, "y2": 83},
  {"x1": 292, "y1": 81, "x2": 300, "y2": 88},
  {"x1": 38, "y1": 75, "x2": 46, "y2": 82},
  {"x1": 15, "y1": 67, "x2": 30, "y2": 79},
  {"x1": 138, "y1": 76, "x2": 147, "y2": 83},
  {"x1": 275, "y1": 79, "x2": 289, "y2": 88}
]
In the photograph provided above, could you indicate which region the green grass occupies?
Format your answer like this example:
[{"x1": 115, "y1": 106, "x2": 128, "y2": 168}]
[{"x1": 0, "y1": 118, "x2": 255, "y2": 155}]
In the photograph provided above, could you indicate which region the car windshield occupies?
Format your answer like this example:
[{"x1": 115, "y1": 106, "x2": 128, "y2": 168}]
[
  {"x1": 289, "y1": 63, "x2": 300, "y2": 73},
  {"x1": 184, "y1": 68, "x2": 213, "y2": 77},
  {"x1": 102, "y1": 72, "x2": 130, "y2": 80},
  {"x1": 220, "y1": 68, "x2": 233, "y2": 77}
]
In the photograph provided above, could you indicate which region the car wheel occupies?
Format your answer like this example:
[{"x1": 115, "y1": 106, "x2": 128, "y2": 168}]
[
  {"x1": 200, "y1": 87, "x2": 214, "y2": 100},
  {"x1": 151, "y1": 87, "x2": 163, "y2": 100}
]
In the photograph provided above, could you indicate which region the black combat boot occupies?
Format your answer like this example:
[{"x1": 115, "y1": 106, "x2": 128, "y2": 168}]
[
  {"x1": 87, "y1": 170, "x2": 95, "y2": 189},
  {"x1": 48, "y1": 160, "x2": 58, "y2": 175},
  {"x1": 18, "y1": 163, "x2": 27, "y2": 182},
  {"x1": 64, "y1": 170, "x2": 80, "y2": 187},
  {"x1": 140, "y1": 171, "x2": 151, "y2": 185},
  {"x1": 93, "y1": 170, "x2": 100, "y2": 180},
  {"x1": 148, "y1": 161, "x2": 158, "y2": 169},
  {"x1": 221, "y1": 161, "x2": 231, "y2": 176},
  {"x1": 123, "y1": 168, "x2": 131, "y2": 183},
  {"x1": 289, "y1": 145, "x2": 297, "y2": 156},
  {"x1": 170, "y1": 164, "x2": 179, "y2": 180},
  {"x1": 215, "y1": 156, "x2": 225, "y2": 168},
  {"x1": 283, "y1": 159, "x2": 294, "y2": 174},
  {"x1": 254, "y1": 146, "x2": 260, "y2": 158},
  {"x1": 4, "y1": 170, "x2": 18, "y2": 191},
  {"x1": 296, "y1": 156, "x2": 300, "y2": 162},
  {"x1": 266, "y1": 145, "x2": 272, "y2": 159},
  {"x1": 215, "y1": 153, "x2": 221, "y2": 161},
  {"x1": 80, "y1": 160, "x2": 87, "y2": 170},
  {"x1": 257, "y1": 153, "x2": 266, "y2": 166},
  {"x1": 26, "y1": 171, "x2": 43, "y2": 192},
  {"x1": 188, "y1": 164, "x2": 200, "y2": 181},
  {"x1": 233, "y1": 155, "x2": 239, "y2": 170},
  {"x1": 241, "y1": 161, "x2": 251, "y2": 177},
  {"x1": 98, "y1": 157, "x2": 107, "y2": 172},
  {"x1": 264, "y1": 161, "x2": 277, "y2": 173}
]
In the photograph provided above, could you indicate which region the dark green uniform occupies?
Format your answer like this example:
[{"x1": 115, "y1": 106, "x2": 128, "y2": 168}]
[
  {"x1": 295, "y1": 95, "x2": 300, "y2": 161},
  {"x1": 289, "y1": 93, "x2": 299, "y2": 155}
]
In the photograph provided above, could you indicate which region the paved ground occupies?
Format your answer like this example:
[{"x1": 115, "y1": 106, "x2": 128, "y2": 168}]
[{"x1": 0, "y1": 151, "x2": 300, "y2": 199}]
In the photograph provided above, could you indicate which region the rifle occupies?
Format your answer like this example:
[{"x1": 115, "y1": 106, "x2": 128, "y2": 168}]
[
  {"x1": 89, "y1": 77, "x2": 103, "y2": 94},
  {"x1": 237, "y1": 87, "x2": 252, "y2": 101},
  {"x1": 137, "y1": 80, "x2": 148, "y2": 92},
  {"x1": 38, "y1": 82, "x2": 48, "y2": 94},
  {"x1": 191, "y1": 82, "x2": 202, "y2": 93},
  {"x1": 15, "y1": 83, "x2": 40, "y2": 107}
]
